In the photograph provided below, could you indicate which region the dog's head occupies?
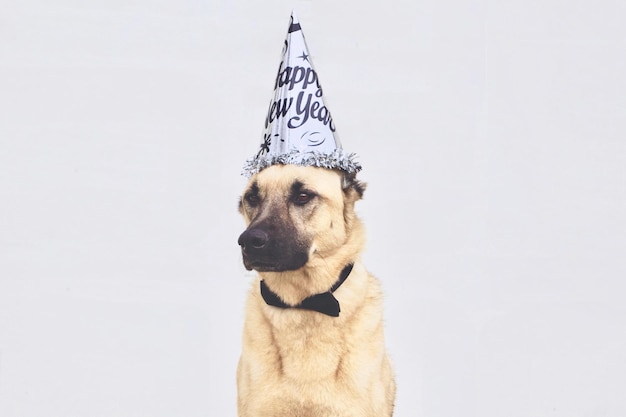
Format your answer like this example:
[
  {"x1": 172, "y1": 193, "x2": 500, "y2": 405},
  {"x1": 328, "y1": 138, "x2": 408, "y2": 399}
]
[{"x1": 238, "y1": 165, "x2": 365, "y2": 272}]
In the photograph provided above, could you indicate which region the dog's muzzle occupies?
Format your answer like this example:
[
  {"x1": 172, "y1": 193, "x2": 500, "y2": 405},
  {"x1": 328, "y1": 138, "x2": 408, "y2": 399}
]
[{"x1": 237, "y1": 226, "x2": 308, "y2": 272}]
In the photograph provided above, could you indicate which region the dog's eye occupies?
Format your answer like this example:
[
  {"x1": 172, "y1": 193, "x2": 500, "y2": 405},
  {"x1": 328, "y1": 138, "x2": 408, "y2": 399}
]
[
  {"x1": 244, "y1": 193, "x2": 260, "y2": 207},
  {"x1": 293, "y1": 192, "x2": 314, "y2": 206}
]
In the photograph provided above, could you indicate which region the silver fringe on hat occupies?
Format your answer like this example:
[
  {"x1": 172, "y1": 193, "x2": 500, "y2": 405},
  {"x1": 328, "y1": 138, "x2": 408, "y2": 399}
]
[{"x1": 241, "y1": 149, "x2": 362, "y2": 178}]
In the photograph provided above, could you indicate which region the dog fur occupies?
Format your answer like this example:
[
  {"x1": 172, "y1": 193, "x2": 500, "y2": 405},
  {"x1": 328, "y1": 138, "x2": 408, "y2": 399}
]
[{"x1": 237, "y1": 164, "x2": 395, "y2": 417}]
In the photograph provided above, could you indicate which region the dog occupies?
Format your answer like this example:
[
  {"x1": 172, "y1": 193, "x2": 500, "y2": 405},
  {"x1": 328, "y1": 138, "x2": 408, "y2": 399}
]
[{"x1": 236, "y1": 164, "x2": 396, "y2": 417}]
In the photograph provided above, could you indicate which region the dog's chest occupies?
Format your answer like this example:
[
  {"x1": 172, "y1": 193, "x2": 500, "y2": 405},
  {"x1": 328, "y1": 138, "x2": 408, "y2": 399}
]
[{"x1": 271, "y1": 313, "x2": 346, "y2": 381}]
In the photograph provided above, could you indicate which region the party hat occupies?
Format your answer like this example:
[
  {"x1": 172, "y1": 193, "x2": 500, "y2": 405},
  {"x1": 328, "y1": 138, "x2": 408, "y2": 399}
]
[{"x1": 242, "y1": 11, "x2": 361, "y2": 177}]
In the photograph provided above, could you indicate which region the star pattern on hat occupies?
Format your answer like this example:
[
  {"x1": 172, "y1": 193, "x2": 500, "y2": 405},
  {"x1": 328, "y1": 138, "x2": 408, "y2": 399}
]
[
  {"x1": 298, "y1": 51, "x2": 309, "y2": 62},
  {"x1": 258, "y1": 133, "x2": 271, "y2": 156}
]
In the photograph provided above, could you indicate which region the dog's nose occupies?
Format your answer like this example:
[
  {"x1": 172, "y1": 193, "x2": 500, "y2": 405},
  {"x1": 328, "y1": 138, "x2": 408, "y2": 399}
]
[{"x1": 238, "y1": 228, "x2": 269, "y2": 250}]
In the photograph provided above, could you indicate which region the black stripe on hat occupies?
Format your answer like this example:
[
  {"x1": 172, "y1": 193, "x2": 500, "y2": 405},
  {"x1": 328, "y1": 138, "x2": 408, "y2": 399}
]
[{"x1": 288, "y1": 22, "x2": 301, "y2": 33}]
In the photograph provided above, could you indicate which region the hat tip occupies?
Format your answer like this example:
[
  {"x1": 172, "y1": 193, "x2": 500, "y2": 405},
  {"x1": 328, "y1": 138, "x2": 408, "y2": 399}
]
[{"x1": 288, "y1": 9, "x2": 302, "y2": 33}]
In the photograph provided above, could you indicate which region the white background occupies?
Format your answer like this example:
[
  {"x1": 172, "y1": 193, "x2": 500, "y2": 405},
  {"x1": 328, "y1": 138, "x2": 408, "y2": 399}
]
[{"x1": 1, "y1": 0, "x2": 625, "y2": 416}]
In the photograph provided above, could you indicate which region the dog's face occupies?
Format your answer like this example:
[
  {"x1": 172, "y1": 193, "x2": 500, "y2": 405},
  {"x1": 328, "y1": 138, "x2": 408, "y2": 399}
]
[{"x1": 238, "y1": 165, "x2": 364, "y2": 272}]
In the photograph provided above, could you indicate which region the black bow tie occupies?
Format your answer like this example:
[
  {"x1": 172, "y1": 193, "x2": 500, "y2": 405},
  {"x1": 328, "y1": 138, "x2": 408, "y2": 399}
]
[{"x1": 260, "y1": 264, "x2": 354, "y2": 317}]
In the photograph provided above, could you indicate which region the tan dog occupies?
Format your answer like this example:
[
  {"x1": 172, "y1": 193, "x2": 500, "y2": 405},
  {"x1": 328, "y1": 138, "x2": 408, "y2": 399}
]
[{"x1": 236, "y1": 164, "x2": 395, "y2": 417}]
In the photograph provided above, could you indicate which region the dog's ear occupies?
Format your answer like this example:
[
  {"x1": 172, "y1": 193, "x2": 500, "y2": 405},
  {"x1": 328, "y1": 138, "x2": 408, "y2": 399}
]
[
  {"x1": 341, "y1": 173, "x2": 365, "y2": 230},
  {"x1": 341, "y1": 173, "x2": 366, "y2": 203}
]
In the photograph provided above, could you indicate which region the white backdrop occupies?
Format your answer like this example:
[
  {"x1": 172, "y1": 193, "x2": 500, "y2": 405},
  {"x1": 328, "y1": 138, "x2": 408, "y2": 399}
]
[{"x1": 1, "y1": 0, "x2": 625, "y2": 416}]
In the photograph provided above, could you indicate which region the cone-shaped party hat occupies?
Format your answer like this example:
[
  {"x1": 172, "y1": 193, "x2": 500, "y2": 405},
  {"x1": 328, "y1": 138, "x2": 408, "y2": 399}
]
[{"x1": 242, "y1": 11, "x2": 361, "y2": 177}]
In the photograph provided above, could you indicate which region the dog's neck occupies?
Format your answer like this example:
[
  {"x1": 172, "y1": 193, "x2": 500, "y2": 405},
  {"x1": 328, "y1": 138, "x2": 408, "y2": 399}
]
[
  {"x1": 258, "y1": 218, "x2": 366, "y2": 306},
  {"x1": 260, "y1": 263, "x2": 353, "y2": 316}
]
